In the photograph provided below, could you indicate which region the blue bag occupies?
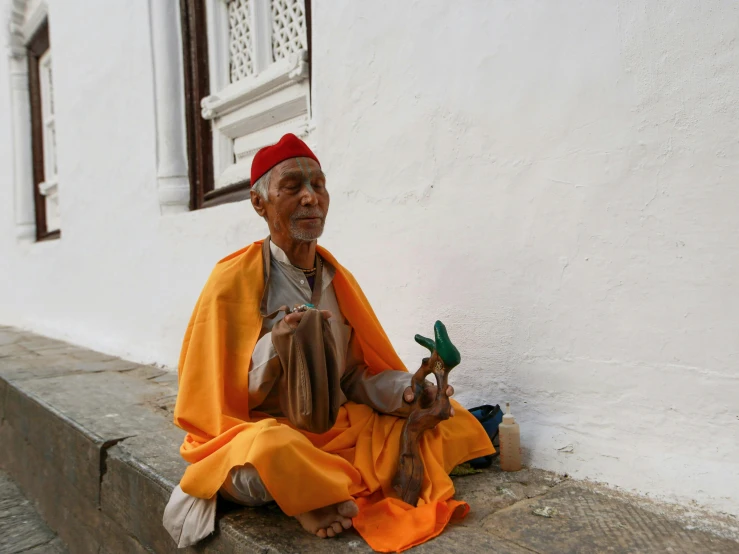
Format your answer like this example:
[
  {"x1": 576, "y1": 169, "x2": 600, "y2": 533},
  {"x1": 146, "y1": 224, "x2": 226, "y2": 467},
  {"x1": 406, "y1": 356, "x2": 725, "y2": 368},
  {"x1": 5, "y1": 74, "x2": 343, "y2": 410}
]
[{"x1": 467, "y1": 404, "x2": 503, "y2": 469}]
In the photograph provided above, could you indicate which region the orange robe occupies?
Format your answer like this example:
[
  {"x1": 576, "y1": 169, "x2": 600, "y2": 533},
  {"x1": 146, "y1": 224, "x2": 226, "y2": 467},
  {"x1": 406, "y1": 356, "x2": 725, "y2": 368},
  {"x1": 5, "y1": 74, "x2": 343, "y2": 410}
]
[{"x1": 174, "y1": 240, "x2": 494, "y2": 552}]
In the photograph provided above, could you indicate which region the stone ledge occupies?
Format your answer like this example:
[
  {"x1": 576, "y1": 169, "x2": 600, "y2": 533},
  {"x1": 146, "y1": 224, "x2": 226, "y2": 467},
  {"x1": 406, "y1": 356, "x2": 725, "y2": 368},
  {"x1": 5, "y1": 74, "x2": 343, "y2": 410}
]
[{"x1": 1, "y1": 325, "x2": 737, "y2": 553}]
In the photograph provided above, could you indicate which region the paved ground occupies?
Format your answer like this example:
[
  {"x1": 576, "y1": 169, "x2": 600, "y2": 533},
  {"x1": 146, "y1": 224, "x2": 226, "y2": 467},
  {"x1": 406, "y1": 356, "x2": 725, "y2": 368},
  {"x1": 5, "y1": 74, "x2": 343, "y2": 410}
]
[
  {"x1": 0, "y1": 470, "x2": 67, "y2": 554},
  {"x1": 1, "y1": 325, "x2": 738, "y2": 553}
]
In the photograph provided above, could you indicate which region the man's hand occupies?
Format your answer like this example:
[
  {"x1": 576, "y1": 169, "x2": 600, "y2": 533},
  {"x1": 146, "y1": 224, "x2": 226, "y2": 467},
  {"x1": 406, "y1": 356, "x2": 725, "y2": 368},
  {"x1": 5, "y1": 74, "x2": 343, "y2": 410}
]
[
  {"x1": 283, "y1": 309, "x2": 332, "y2": 329},
  {"x1": 403, "y1": 382, "x2": 456, "y2": 416}
]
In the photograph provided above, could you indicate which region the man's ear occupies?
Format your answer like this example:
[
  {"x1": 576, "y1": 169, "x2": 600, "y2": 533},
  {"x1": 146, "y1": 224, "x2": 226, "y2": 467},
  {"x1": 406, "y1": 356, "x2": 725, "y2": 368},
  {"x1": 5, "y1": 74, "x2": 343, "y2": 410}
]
[{"x1": 251, "y1": 190, "x2": 267, "y2": 218}]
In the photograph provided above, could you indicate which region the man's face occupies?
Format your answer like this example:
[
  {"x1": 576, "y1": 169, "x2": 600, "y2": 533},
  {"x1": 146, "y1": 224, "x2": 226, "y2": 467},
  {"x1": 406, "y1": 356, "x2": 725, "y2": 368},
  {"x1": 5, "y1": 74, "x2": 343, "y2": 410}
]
[{"x1": 254, "y1": 157, "x2": 329, "y2": 244}]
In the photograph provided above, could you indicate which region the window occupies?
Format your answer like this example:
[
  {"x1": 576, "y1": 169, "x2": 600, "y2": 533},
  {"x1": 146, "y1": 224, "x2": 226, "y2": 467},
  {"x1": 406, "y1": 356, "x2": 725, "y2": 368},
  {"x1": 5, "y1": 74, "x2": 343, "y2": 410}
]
[
  {"x1": 27, "y1": 20, "x2": 60, "y2": 239},
  {"x1": 181, "y1": 0, "x2": 312, "y2": 210}
]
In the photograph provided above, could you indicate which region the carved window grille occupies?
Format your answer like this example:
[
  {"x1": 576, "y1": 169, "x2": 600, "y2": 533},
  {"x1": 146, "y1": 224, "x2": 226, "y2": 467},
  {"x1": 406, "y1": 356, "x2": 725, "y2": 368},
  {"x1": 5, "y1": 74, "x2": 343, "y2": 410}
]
[
  {"x1": 39, "y1": 52, "x2": 57, "y2": 191},
  {"x1": 226, "y1": 0, "x2": 308, "y2": 85},
  {"x1": 270, "y1": 0, "x2": 307, "y2": 62},
  {"x1": 228, "y1": 0, "x2": 255, "y2": 82}
]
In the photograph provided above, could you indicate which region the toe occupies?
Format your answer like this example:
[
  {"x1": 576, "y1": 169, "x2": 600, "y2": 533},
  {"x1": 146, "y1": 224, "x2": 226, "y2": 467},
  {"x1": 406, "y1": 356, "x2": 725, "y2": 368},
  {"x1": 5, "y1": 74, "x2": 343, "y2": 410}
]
[
  {"x1": 337, "y1": 500, "x2": 359, "y2": 518},
  {"x1": 339, "y1": 516, "x2": 353, "y2": 530},
  {"x1": 326, "y1": 527, "x2": 336, "y2": 538},
  {"x1": 331, "y1": 521, "x2": 343, "y2": 535},
  {"x1": 316, "y1": 529, "x2": 327, "y2": 539}
]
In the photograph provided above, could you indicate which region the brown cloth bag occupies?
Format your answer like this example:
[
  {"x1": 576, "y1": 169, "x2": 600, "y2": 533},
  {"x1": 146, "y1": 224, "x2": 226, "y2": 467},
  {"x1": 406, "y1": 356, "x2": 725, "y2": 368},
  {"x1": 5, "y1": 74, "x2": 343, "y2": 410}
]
[
  {"x1": 262, "y1": 238, "x2": 342, "y2": 434},
  {"x1": 272, "y1": 309, "x2": 342, "y2": 434}
]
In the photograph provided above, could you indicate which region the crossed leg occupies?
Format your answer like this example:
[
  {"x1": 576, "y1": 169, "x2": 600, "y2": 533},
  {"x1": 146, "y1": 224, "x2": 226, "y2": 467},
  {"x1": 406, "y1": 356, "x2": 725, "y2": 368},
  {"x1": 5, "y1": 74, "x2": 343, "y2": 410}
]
[{"x1": 221, "y1": 425, "x2": 363, "y2": 538}]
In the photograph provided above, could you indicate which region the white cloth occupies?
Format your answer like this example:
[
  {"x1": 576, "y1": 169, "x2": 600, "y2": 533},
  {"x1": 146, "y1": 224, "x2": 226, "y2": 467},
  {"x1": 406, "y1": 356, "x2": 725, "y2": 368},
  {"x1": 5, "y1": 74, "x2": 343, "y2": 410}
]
[
  {"x1": 220, "y1": 463, "x2": 274, "y2": 506},
  {"x1": 162, "y1": 467, "x2": 272, "y2": 549},
  {"x1": 162, "y1": 485, "x2": 216, "y2": 548}
]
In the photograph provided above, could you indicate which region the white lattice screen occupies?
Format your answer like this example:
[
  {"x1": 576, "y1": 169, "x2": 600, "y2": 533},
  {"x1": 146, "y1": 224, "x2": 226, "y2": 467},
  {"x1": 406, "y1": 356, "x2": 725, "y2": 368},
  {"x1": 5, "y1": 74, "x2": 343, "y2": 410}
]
[
  {"x1": 39, "y1": 52, "x2": 57, "y2": 182},
  {"x1": 227, "y1": 0, "x2": 307, "y2": 83},
  {"x1": 229, "y1": 0, "x2": 255, "y2": 82},
  {"x1": 38, "y1": 50, "x2": 60, "y2": 232},
  {"x1": 270, "y1": 0, "x2": 307, "y2": 61}
]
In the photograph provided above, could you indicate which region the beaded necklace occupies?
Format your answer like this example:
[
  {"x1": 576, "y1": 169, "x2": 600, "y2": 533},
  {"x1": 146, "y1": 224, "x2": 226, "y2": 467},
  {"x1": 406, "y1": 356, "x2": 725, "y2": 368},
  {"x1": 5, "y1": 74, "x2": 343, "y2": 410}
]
[{"x1": 297, "y1": 256, "x2": 320, "y2": 278}]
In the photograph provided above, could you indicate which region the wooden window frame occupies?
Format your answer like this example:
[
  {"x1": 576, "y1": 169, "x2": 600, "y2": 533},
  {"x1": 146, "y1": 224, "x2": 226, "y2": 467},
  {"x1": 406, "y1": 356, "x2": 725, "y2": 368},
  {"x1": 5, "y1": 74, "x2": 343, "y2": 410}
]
[
  {"x1": 181, "y1": 0, "x2": 312, "y2": 210},
  {"x1": 180, "y1": 0, "x2": 215, "y2": 210},
  {"x1": 27, "y1": 20, "x2": 59, "y2": 241}
]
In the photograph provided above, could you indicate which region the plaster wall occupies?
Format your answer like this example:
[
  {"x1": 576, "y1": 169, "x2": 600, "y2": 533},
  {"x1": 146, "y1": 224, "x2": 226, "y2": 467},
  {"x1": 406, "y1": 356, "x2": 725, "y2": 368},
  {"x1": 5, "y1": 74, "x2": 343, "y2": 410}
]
[{"x1": 0, "y1": 0, "x2": 737, "y2": 515}]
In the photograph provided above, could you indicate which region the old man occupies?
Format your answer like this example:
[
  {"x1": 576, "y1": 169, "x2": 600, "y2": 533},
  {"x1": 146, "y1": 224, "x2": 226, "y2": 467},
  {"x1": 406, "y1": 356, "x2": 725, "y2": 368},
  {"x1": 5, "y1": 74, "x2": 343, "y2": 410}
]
[{"x1": 163, "y1": 134, "x2": 493, "y2": 552}]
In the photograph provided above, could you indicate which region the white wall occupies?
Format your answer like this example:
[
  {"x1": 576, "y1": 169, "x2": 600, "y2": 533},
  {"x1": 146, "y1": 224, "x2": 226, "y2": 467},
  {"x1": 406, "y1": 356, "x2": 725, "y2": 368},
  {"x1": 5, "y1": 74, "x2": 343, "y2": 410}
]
[{"x1": 1, "y1": 0, "x2": 737, "y2": 516}]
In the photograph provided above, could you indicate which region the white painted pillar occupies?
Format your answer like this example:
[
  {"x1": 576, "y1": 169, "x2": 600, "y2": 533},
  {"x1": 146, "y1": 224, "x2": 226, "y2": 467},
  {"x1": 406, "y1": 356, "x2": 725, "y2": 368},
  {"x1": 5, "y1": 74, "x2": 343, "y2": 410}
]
[{"x1": 149, "y1": 0, "x2": 190, "y2": 214}]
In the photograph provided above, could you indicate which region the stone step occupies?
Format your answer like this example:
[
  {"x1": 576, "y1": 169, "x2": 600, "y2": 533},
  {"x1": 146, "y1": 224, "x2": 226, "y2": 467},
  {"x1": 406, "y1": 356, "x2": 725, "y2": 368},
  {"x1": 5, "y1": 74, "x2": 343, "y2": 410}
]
[
  {"x1": 1, "y1": 325, "x2": 737, "y2": 553},
  {"x1": 0, "y1": 470, "x2": 68, "y2": 554}
]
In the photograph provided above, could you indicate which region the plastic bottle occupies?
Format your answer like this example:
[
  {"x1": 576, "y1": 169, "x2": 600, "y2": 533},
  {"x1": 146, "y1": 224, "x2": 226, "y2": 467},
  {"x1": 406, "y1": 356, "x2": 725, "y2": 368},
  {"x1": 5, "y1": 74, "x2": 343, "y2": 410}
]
[{"x1": 499, "y1": 402, "x2": 522, "y2": 472}]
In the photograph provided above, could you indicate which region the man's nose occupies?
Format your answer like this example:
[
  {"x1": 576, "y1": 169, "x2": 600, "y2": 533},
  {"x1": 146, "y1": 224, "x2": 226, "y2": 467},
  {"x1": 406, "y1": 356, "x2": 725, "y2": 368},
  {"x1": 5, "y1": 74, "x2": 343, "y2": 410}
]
[{"x1": 299, "y1": 183, "x2": 318, "y2": 205}]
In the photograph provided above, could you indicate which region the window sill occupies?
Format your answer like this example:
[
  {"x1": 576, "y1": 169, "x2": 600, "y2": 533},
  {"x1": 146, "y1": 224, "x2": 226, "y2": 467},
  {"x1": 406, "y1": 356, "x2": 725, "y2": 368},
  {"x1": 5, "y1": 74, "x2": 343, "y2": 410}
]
[
  {"x1": 200, "y1": 50, "x2": 309, "y2": 121},
  {"x1": 37, "y1": 229, "x2": 60, "y2": 242},
  {"x1": 39, "y1": 179, "x2": 57, "y2": 196},
  {"x1": 202, "y1": 181, "x2": 251, "y2": 208}
]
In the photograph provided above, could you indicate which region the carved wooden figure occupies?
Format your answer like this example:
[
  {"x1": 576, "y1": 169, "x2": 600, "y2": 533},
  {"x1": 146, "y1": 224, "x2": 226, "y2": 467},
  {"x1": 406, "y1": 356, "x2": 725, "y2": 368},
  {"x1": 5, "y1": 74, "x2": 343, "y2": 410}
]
[{"x1": 392, "y1": 320, "x2": 461, "y2": 506}]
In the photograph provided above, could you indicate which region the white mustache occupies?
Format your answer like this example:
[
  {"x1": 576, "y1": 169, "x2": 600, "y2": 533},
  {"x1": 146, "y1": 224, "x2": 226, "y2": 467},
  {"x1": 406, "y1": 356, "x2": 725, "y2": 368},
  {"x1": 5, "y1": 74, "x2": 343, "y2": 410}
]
[{"x1": 291, "y1": 209, "x2": 324, "y2": 220}]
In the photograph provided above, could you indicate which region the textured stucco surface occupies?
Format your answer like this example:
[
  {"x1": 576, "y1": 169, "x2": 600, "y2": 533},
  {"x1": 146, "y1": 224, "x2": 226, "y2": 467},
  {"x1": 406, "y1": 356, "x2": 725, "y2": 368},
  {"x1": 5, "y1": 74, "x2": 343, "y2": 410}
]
[{"x1": 0, "y1": 0, "x2": 737, "y2": 516}]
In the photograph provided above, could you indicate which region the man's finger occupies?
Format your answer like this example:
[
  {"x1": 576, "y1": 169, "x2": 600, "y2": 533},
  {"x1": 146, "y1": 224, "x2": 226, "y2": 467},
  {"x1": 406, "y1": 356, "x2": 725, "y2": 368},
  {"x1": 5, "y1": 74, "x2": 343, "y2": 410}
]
[
  {"x1": 284, "y1": 309, "x2": 332, "y2": 329},
  {"x1": 283, "y1": 312, "x2": 304, "y2": 327},
  {"x1": 403, "y1": 386, "x2": 414, "y2": 402},
  {"x1": 446, "y1": 385, "x2": 454, "y2": 397}
]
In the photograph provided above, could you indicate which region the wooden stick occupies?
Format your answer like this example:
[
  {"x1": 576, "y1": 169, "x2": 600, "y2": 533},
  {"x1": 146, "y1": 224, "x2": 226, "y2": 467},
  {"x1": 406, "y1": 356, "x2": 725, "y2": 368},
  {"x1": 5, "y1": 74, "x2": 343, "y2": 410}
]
[{"x1": 392, "y1": 351, "x2": 454, "y2": 506}]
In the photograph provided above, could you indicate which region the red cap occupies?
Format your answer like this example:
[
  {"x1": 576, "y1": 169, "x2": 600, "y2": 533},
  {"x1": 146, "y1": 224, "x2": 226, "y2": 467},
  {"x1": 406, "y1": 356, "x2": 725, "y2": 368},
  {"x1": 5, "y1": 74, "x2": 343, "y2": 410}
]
[{"x1": 250, "y1": 133, "x2": 320, "y2": 184}]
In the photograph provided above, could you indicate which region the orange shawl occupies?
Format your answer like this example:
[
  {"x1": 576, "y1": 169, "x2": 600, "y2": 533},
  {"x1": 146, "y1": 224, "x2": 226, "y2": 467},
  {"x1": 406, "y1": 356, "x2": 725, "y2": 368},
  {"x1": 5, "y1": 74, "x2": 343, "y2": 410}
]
[{"x1": 174, "y1": 241, "x2": 494, "y2": 552}]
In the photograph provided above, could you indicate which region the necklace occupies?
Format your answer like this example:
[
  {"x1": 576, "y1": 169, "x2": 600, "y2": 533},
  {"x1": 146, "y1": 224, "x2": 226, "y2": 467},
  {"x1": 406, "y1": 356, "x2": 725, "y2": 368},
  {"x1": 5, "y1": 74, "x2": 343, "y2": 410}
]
[{"x1": 297, "y1": 256, "x2": 320, "y2": 278}]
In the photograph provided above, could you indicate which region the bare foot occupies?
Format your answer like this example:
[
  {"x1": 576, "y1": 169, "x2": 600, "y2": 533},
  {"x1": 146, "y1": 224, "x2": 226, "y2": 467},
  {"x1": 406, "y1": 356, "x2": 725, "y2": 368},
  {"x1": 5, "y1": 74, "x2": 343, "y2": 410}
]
[{"x1": 295, "y1": 500, "x2": 359, "y2": 538}]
